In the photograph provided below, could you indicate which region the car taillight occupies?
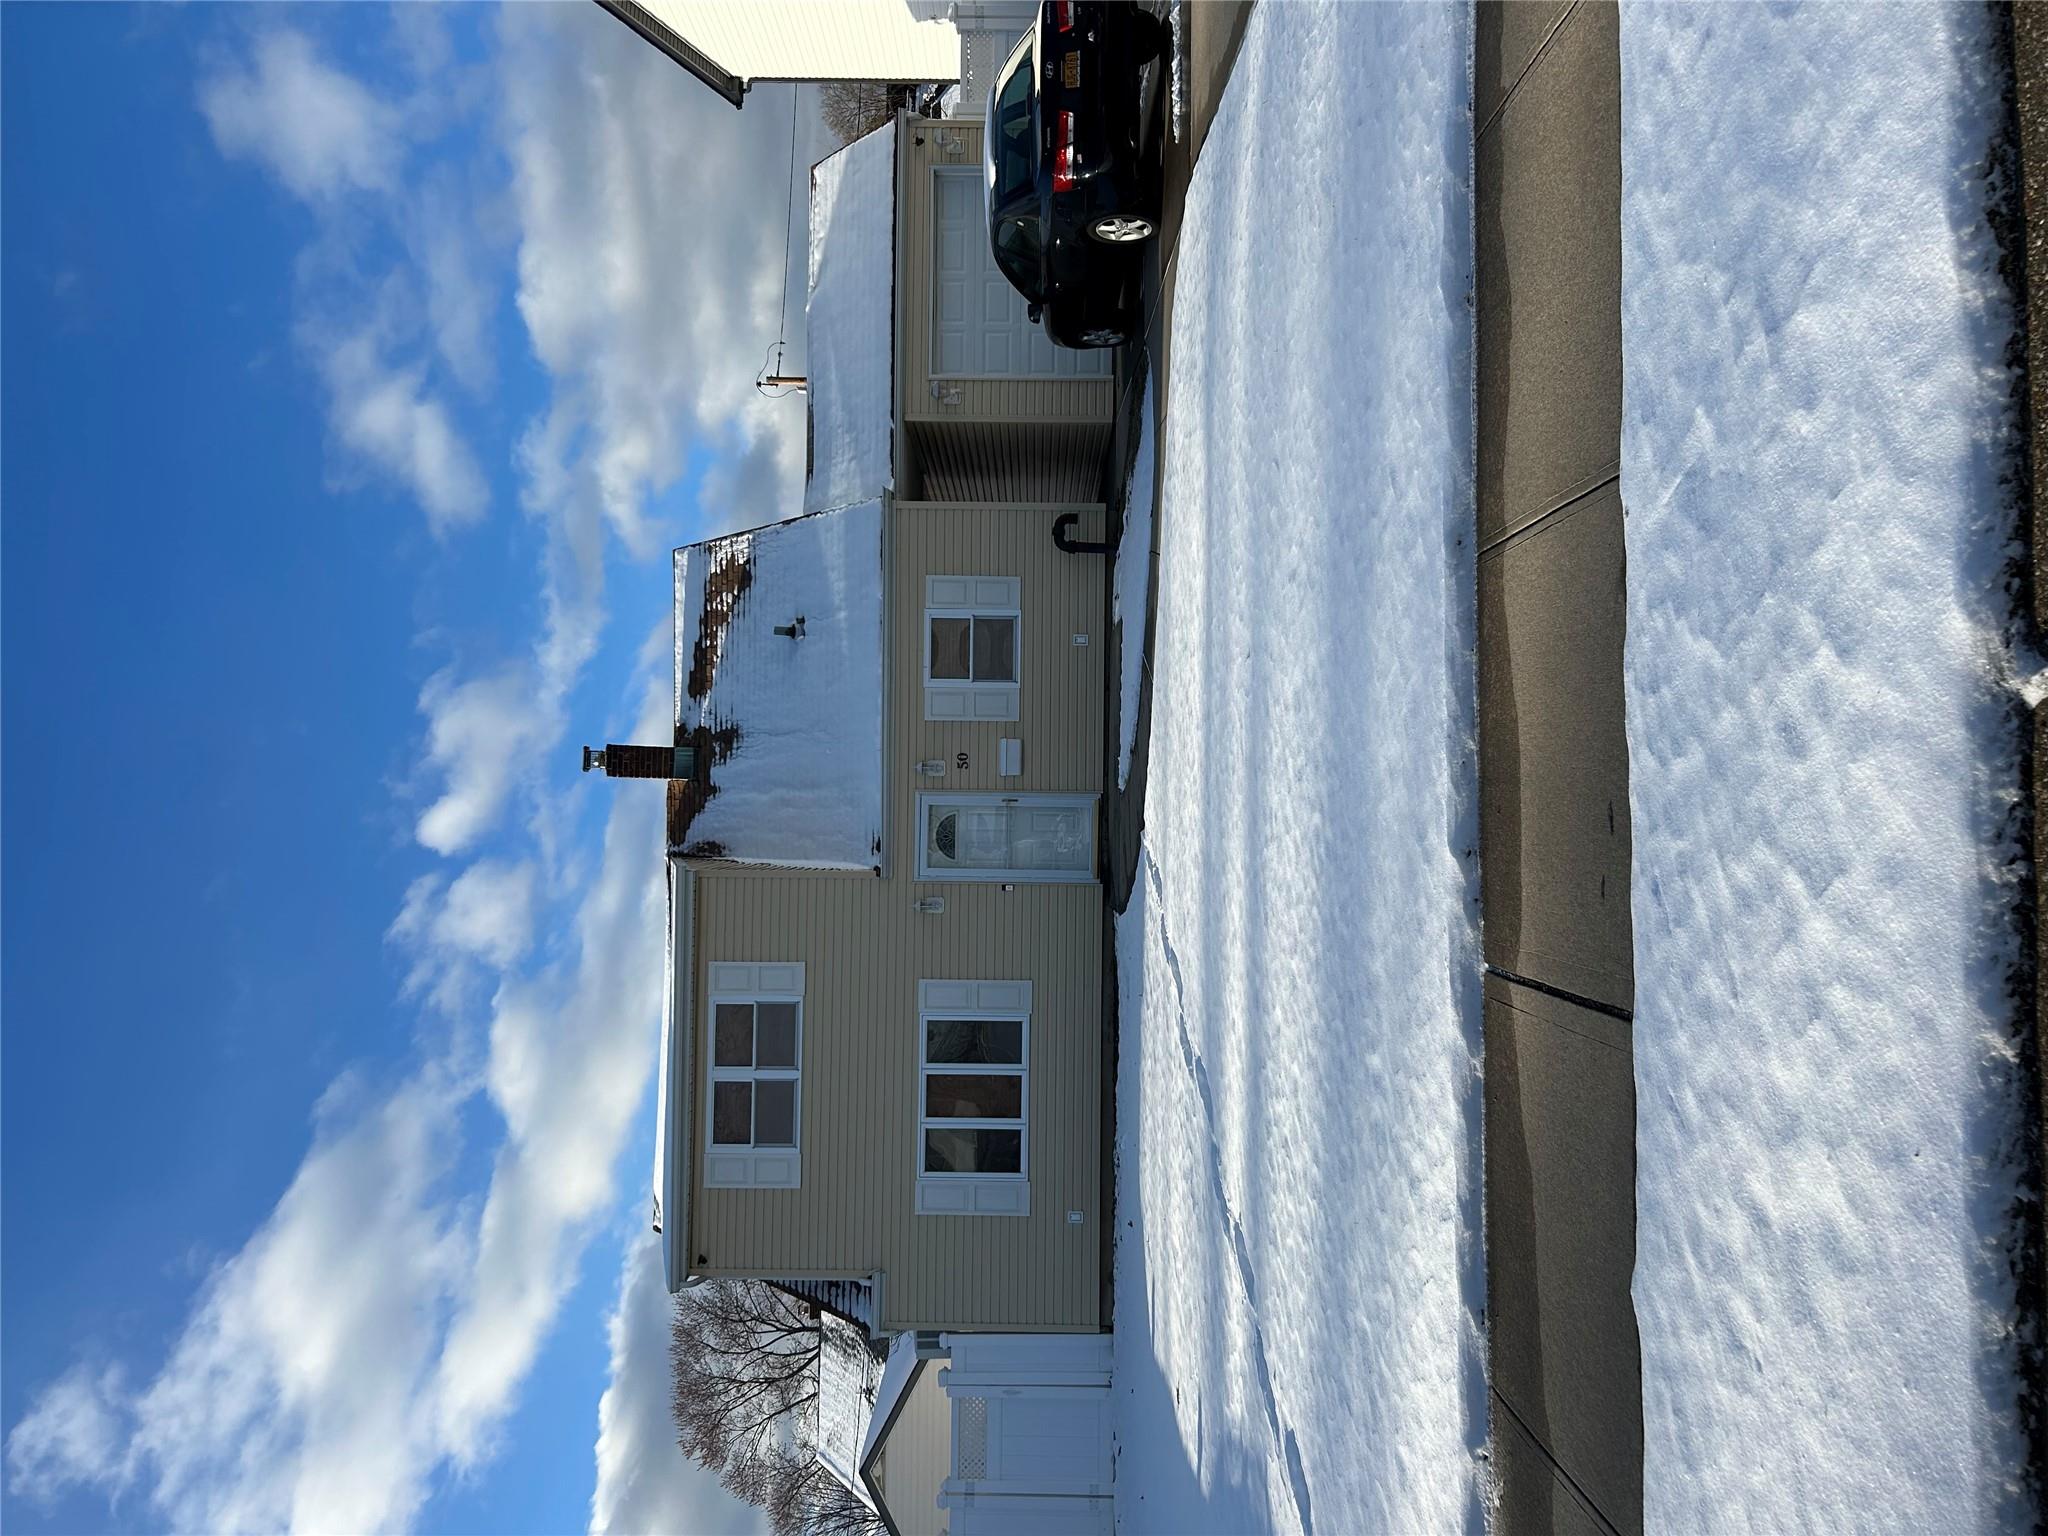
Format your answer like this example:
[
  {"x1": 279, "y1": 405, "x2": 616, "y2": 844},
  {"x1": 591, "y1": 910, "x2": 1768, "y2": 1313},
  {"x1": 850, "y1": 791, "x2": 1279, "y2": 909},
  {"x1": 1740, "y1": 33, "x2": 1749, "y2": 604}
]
[
  {"x1": 1052, "y1": 110, "x2": 1076, "y2": 192},
  {"x1": 1051, "y1": 1, "x2": 1073, "y2": 32}
]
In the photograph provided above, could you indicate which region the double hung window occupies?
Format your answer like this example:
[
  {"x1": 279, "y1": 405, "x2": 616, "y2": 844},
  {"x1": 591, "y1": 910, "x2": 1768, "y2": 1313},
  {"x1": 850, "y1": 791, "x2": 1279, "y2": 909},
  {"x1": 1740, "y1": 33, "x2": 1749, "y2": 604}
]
[
  {"x1": 704, "y1": 962, "x2": 804, "y2": 1189},
  {"x1": 924, "y1": 576, "x2": 1021, "y2": 720},
  {"x1": 916, "y1": 980, "x2": 1031, "y2": 1215}
]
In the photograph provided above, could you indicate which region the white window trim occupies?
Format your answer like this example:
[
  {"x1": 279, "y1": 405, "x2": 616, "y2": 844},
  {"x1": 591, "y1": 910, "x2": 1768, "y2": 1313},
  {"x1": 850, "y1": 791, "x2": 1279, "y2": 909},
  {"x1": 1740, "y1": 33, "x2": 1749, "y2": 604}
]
[
  {"x1": 916, "y1": 980, "x2": 1032, "y2": 1217},
  {"x1": 914, "y1": 793, "x2": 1098, "y2": 883},
  {"x1": 923, "y1": 576, "x2": 1021, "y2": 722},
  {"x1": 703, "y1": 962, "x2": 805, "y2": 1190}
]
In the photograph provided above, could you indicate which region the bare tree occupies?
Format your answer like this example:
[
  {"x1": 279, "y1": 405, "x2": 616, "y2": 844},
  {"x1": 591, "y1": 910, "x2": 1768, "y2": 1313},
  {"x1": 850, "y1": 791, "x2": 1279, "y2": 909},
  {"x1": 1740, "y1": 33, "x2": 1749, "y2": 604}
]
[
  {"x1": 670, "y1": 1279, "x2": 884, "y2": 1535},
  {"x1": 819, "y1": 80, "x2": 904, "y2": 143}
]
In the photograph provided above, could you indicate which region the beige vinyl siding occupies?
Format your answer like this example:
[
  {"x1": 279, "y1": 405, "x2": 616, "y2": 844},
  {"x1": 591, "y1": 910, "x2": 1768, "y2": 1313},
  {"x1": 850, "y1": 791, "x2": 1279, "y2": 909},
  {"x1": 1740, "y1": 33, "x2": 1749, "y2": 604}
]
[
  {"x1": 895, "y1": 115, "x2": 1115, "y2": 429},
  {"x1": 895, "y1": 501, "x2": 1104, "y2": 789},
  {"x1": 872, "y1": 1363, "x2": 953, "y2": 1536},
  {"x1": 687, "y1": 499, "x2": 1106, "y2": 1331}
]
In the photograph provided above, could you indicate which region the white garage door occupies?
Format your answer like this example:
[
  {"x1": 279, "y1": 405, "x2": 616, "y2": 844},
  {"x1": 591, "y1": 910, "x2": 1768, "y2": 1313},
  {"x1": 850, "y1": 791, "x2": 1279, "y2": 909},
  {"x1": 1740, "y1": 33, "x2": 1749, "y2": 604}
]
[{"x1": 931, "y1": 169, "x2": 1111, "y2": 379}]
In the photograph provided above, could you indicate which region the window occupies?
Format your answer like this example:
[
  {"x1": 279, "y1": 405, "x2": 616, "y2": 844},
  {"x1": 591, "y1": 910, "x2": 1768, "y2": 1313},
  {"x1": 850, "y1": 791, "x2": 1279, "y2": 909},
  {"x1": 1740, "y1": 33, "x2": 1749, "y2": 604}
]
[
  {"x1": 704, "y1": 962, "x2": 804, "y2": 1189},
  {"x1": 987, "y1": 33, "x2": 1036, "y2": 205},
  {"x1": 916, "y1": 980, "x2": 1032, "y2": 1216},
  {"x1": 993, "y1": 213, "x2": 1045, "y2": 301},
  {"x1": 924, "y1": 576, "x2": 1021, "y2": 721}
]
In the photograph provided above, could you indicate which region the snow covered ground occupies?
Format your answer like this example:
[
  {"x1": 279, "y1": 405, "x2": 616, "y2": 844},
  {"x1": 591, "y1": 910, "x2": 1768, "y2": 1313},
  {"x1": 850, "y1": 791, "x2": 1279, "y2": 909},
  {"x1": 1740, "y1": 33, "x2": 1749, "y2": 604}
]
[
  {"x1": 1619, "y1": 4, "x2": 2035, "y2": 1529},
  {"x1": 1111, "y1": 5, "x2": 1486, "y2": 1532}
]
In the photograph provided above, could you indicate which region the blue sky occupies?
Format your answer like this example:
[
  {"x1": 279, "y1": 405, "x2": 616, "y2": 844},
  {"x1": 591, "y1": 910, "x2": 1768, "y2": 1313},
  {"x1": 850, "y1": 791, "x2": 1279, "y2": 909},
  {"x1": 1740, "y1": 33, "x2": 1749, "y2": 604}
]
[{"x1": 3, "y1": 5, "x2": 831, "y2": 1531}]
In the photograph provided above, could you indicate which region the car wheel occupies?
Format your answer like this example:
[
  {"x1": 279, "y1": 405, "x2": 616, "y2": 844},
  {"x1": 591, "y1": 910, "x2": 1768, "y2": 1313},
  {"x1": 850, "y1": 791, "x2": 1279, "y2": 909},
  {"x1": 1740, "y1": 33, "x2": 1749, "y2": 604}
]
[
  {"x1": 1134, "y1": 9, "x2": 1170, "y2": 61},
  {"x1": 1089, "y1": 213, "x2": 1155, "y2": 243},
  {"x1": 1080, "y1": 327, "x2": 1126, "y2": 347}
]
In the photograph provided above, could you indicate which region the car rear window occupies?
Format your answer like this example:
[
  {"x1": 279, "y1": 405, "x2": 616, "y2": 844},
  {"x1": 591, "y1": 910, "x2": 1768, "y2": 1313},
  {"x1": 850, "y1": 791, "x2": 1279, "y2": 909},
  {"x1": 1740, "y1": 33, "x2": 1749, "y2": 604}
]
[{"x1": 989, "y1": 41, "x2": 1035, "y2": 204}]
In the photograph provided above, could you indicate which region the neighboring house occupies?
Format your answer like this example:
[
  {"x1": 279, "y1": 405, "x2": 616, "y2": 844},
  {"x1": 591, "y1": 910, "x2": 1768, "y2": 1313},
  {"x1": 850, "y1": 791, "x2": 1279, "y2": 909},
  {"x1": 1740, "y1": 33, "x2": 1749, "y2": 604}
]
[
  {"x1": 906, "y1": 1, "x2": 1038, "y2": 118},
  {"x1": 597, "y1": 0, "x2": 960, "y2": 108},
  {"x1": 639, "y1": 117, "x2": 1115, "y2": 1336},
  {"x1": 860, "y1": 1332, "x2": 1115, "y2": 1536},
  {"x1": 817, "y1": 1312, "x2": 888, "y2": 1504}
]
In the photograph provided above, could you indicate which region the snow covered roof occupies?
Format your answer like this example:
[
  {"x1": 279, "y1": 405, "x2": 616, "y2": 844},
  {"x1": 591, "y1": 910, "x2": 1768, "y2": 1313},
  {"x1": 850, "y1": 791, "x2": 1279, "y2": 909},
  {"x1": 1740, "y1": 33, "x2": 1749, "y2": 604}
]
[
  {"x1": 816, "y1": 1314, "x2": 885, "y2": 1504},
  {"x1": 857, "y1": 1331, "x2": 923, "y2": 1477},
  {"x1": 669, "y1": 499, "x2": 885, "y2": 868},
  {"x1": 770, "y1": 1277, "x2": 877, "y2": 1334},
  {"x1": 804, "y1": 123, "x2": 895, "y2": 515}
]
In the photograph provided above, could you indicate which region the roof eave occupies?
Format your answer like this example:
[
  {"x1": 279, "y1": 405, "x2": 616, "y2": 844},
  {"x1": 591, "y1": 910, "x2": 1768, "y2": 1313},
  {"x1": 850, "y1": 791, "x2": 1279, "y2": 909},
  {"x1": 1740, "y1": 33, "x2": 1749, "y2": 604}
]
[{"x1": 654, "y1": 858, "x2": 696, "y2": 1291}]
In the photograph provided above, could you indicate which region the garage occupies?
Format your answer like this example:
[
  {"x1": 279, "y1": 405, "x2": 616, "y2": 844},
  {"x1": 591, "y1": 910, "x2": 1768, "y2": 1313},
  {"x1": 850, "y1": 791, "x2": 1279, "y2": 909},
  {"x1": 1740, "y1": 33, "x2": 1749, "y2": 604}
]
[{"x1": 931, "y1": 168, "x2": 1110, "y2": 380}]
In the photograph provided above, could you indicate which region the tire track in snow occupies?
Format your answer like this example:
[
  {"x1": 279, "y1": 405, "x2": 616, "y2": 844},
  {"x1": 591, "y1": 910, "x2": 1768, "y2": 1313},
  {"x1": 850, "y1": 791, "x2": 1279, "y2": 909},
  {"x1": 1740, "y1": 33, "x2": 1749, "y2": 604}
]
[{"x1": 1140, "y1": 846, "x2": 1316, "y2": 1536}]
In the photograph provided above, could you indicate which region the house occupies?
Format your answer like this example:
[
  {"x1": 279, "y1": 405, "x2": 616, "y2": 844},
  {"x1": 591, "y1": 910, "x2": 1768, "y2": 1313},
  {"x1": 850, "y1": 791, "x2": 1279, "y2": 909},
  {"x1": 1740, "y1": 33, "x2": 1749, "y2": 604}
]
[
  {"x1": 637, "y1": 114, "x2": 1118, "y2": 1337},
  {"x1": 597, "y1": 0, "x2": 960, "y2": 108},
  {"x1": 905, "y1": 1, "x2": 1039, "y2": 121}
]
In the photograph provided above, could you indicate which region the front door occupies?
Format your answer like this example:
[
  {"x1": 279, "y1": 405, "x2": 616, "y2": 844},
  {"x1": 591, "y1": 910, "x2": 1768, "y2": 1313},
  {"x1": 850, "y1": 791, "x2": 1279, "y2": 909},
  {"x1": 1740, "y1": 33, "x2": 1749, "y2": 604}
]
[{"x1": 918, "y1": 794, "x2": 1096, "y2": 882}]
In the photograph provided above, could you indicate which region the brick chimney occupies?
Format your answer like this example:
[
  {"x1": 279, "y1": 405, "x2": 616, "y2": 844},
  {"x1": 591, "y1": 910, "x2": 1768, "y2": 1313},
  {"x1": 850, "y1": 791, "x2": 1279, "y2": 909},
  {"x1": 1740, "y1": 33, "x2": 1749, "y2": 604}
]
[{"x1": 582, "y1": 743, "x2": 698, "y2": 779}]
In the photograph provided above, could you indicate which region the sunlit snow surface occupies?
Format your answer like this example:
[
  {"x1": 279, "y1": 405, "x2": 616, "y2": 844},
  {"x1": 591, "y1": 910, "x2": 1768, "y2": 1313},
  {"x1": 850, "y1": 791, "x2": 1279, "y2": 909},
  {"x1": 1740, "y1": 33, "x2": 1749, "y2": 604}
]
[
  {"x1": 1620, "y1": 4, "x2": 2034, "y2": 1528},
  {"x1": 1112, "y1": 4, "x2": 1485, "y2": 1532}
]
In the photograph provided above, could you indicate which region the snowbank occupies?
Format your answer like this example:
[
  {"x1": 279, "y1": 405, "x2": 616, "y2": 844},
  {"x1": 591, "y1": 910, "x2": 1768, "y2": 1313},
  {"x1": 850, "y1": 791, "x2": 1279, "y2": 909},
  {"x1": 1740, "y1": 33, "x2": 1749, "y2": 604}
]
[
  {"x1": 1113, "y1": 4, "x2": 1485, "y2": 1531},
  {"x1": 1619, "y1": 4, "x2": 2033, "y2": 1527}
]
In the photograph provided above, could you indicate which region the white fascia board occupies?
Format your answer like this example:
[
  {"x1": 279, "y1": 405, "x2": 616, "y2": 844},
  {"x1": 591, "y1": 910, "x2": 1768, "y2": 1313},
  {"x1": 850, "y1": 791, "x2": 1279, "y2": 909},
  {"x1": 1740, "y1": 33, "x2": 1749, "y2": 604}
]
[{"x1": 655, "y1": 859, "x2": 697, "y2": 1291}]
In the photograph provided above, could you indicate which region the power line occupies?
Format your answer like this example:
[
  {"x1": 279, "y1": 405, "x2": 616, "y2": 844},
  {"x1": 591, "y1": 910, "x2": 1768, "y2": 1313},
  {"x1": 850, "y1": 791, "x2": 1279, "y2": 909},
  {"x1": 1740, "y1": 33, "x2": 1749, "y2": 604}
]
[{"x1": 758, "y1": 85, "x2": 802, "y2": 399}]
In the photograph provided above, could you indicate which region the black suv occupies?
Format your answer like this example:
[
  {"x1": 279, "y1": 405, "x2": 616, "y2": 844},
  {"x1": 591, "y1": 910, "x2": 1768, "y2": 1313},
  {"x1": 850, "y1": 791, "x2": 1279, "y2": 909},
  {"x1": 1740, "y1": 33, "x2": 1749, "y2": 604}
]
[{"x1": 984, "y1": 2, "x2": 1166, "y2": 349}]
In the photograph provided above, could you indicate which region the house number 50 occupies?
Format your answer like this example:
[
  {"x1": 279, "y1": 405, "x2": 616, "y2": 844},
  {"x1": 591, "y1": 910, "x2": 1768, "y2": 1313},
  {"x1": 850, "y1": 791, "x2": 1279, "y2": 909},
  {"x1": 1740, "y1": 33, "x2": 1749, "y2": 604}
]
[{"x1": 955, "y1": 752, "x2": 969, "y2": 771}]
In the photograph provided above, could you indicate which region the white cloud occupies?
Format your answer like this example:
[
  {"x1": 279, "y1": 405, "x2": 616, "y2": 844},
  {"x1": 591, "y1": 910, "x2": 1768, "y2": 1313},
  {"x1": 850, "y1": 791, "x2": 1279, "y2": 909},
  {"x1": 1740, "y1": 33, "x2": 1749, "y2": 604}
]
[
  {"x1": 390, "y1": 859, "x2": 539, "y2": 1013},
  {"x1": 201, "y1": 28, "x2": 491, "y2": 538},
  {"x1": 590, "y1": 1236, "x2": 769, "y2": 1536},
  {"x1": 4, "y1": 1363, "x2": 134, "y2": 1509},
  {"x1": 415, "y1": 185, "x2": 498, "y2": 394},
  {"x1": 319, "y1": 327, "x2": 490, "y2": 534},
  {"x1": 7, "y1": 1071, "x2": 471, "y2": 1534},
  {"x1": 199, "y1": 30, "x2": 401, "y2": 202},
  {"x1": 496, "y1": 3, "x2": 821, "y2": 685},
  {"x1": 413, "y1": 665, "x2": 557, "y2": 856},
  {"x1": 6, "y1": 10, "x2": 854, "y2": 1534},
  {"x1": 6, "y1": 766, "x2": 667, "y2": 1534},
  {"x1": 434, "y1": 679, "x2": 671, "y2": 1465}
]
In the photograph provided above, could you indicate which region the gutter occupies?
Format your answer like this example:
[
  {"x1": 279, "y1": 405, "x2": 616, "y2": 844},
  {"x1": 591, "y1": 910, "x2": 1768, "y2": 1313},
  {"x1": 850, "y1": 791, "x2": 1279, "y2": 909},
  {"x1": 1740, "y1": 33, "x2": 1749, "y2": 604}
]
[
  {"x1": 653, "y1": 856, "x2": 697, "y2": 1291},
  {"x1": 595, "y1": 0, "x2": 749, "y2": 109}
]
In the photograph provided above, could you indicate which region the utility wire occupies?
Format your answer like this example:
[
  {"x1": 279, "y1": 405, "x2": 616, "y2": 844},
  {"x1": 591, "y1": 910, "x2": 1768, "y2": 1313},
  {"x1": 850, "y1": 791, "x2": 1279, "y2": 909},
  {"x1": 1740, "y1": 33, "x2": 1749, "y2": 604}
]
[{"x1": 757, "y1": 84, "x2": 803, "y2": 399}]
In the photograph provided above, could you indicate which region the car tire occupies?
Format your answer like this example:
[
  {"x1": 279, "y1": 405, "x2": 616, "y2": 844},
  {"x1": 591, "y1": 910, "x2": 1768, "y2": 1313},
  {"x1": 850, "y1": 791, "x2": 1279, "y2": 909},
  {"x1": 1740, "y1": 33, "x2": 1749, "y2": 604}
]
[
  {"x1": 1088, "y1": 213, "x2": 1155, "y2": 243},
  {"x1": 1133, "y1": 9, "x2": 1170, "y2": 61}
]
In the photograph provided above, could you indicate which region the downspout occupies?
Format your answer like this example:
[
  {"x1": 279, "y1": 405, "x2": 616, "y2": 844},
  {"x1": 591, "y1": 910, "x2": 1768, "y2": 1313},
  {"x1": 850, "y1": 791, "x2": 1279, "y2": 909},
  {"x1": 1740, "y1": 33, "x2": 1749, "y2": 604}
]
[{"x1": 1052, "y1": 511, "x2": 1110, "y2": 555}]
